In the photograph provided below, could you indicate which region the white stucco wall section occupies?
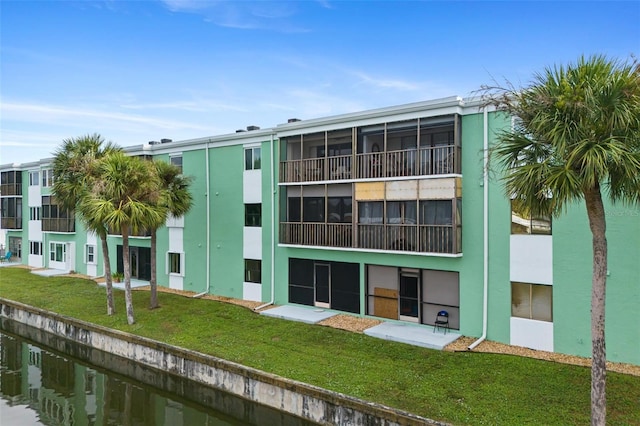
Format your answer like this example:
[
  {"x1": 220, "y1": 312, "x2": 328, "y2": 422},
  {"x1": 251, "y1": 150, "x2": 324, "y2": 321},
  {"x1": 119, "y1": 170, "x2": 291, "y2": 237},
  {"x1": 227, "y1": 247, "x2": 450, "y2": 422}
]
[
  {"x1": 509, "y1": 235, "x2": 553, "y2": 285},
  {"x1": 168, "y1": 226, "x2": 184, "y2": 290},
  {"x1": 243, "y1": 282, "x2": 262, "y2": 302},
  {"x1": 28, "y1": 186, "x2": 41, "y2": 206},
  {"x1": 243, "y1": 227, "x2": 262, "y2": 260},
  {"x1": 510, "y1": 317, "x2": 554, "y2": 352},
  {"x1": 243, "y1": 170, "x2": 262, "y2": 203}
]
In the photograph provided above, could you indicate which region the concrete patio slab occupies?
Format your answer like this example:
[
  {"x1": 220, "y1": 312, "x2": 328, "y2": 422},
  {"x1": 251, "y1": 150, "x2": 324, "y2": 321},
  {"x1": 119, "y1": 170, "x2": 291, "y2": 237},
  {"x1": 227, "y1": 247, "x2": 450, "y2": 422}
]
[
  {"x1": 31, "y1": 269, "x2": 69, "y2": 277},
  {"x1": 98, "y1": 279, "x2": 149, "y2": 290},
  {"x1": 364, "y1": 321, "x2": 461, "y2": 350},
  {"x1": 260, "y1": 305, "x2": 338, "y2": 324}
]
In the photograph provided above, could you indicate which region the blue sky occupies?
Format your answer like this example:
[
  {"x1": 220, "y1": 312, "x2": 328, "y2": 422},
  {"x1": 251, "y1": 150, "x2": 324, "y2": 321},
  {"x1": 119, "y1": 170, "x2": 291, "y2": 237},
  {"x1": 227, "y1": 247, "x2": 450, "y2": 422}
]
[{"x1": 1, "y1": 0, "x2": 638, "y2": 164}]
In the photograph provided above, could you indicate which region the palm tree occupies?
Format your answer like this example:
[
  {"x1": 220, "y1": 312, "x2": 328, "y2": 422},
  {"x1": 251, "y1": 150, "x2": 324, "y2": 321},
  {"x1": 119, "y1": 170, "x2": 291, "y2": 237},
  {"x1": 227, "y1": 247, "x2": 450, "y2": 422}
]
[
  {"x1": 52, "y1": 134, "x2": 121, "y2": 315},
  {"x1": 485, "y1": 55, "x2": 640, "y2": 425},
  {"x1": 148, "y1": 160, "x2": 193, "y2": 309},
  {"x1": 80, "y1": 152, "x2": 163, "y2": 325}
]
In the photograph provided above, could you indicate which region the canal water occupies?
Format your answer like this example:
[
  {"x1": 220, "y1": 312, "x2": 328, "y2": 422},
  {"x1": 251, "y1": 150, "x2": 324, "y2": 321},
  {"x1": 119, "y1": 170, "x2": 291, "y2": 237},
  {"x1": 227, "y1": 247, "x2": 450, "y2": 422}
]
[{"x1": 0, "y1": 319, "x2": 318, "y2": 426}]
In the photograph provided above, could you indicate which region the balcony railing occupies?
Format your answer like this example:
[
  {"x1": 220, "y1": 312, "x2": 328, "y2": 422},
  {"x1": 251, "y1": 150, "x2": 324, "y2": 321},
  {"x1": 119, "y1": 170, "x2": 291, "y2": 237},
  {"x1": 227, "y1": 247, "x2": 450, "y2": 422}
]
[
  {"x1": 280, "y1": 222, "x2": 352, "y2": 248},
  {"x1": 280, "y1": 145, "x2": 459, "y2": 183},
  {"x1": 0, "y1": 217, "x2": 22, "y2": 229},
  {"x1": 0, "y1": 184, "x2": 22, "y2": 196},
  {"x1": 281, "y1": 222, "x2": 458, "y2": 254},
  {"x1": 42, "y1": 218, "x2": 75, "y2": 233}
]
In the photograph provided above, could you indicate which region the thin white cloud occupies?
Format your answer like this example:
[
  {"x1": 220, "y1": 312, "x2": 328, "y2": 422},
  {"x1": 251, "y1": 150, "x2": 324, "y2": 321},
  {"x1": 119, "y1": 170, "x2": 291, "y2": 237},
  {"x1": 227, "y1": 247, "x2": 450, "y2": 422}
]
[
  {"x1": 1, "y1": 102, "x2": 209, "y2": 131},
  {"x1": 160, "y1": 0, "x2": 310, "y2": 32},
  {"x1": 120, "y1": 99, "x2": 246, "y2": 113},
  {"x1": 351, "y1": 71, "x2": 420, "y2": 91}
]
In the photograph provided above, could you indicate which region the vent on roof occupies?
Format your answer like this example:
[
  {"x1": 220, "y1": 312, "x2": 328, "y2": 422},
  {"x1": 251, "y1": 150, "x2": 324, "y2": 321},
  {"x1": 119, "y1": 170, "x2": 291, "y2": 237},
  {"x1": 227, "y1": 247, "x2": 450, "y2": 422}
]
[
  {"x1": 246, "y1": 125, "x2": 260, "y2": 131},
  {"x1": 148, "y1": 140, "x2": 160, "y2": 145},
  {"x1": 160, "y1": 138, "x2": 172, "y2": 143},
  {"x1": 236, "y1": 129, "x2": 246, "y2": 133},
  {"x1": 288, "y1": 118, "x2": 301, "y2": 123}
]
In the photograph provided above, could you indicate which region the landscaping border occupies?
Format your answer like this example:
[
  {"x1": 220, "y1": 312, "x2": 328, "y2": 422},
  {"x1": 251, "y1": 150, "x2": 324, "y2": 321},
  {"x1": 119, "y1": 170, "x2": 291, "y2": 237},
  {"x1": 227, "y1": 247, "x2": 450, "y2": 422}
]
[{"x1": 0, "y1": 298, "x2": 446, "y2": 426}]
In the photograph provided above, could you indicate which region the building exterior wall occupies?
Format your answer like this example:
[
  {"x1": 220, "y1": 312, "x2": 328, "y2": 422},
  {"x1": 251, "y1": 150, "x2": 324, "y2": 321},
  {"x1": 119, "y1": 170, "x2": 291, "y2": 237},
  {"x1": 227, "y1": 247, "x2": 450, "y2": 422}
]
[{"x1": 1, "y1": 97, "x2": 638, "y2": 365}]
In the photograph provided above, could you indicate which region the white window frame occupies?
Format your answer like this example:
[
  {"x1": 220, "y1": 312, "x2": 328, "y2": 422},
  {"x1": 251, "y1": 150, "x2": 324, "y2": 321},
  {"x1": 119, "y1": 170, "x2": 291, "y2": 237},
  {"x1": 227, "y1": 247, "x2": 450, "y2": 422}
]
[
  {"x1": 166, "y1": 252, "x2": 184, "y2": 276},
  {"x1": 49, "y1": 242, "x2": 66, "y2": 262},
  {"x1": 42, "y1": 169, "x2": 54, "y2": 187},
  {"x1": 244, "y1": 259, "x2": 262, "y2": 283},
  {"x1": 85, "y1": 244, "x2": 96, "y2": 264},
  {"x1": 29, "y1": 241, "x2": 42, "y2": 256},
  {"x1": 30, "y1": 207, "x2": 41, "y2": 221},
  {"x1": 169, "y1": 154, "x2": 183, "y2": 173},
  {"x1": 244, "y1": 147, "x2": 261, "y2": 170},
  {"x1": 29, "y1": 171, "x2": 40, "y2": 186},
  {"x1": 511, "y1": 282, "x2": 553, "y2": 322}
]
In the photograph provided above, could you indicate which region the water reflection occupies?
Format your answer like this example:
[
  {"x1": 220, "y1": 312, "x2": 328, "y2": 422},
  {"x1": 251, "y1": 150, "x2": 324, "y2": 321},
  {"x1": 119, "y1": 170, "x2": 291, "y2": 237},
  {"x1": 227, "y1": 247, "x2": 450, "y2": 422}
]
[{"x1": 0, "y1": 319, "x2": 316, "y2": 426}]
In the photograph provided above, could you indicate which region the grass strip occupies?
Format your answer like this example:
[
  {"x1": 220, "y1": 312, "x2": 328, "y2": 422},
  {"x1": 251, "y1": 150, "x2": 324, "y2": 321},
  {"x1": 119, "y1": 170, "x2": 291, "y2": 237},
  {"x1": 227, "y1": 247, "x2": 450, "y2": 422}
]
[{"x1": 1, "y1": 267, "x2": 638, "y2": 425}]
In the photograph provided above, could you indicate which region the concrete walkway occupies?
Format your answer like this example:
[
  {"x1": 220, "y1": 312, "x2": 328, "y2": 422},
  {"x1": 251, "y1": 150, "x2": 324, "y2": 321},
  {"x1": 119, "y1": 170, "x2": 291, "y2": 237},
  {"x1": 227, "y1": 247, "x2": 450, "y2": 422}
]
[
  {"x1": 260, "y1": 304, "x2": 460, "y2": 350},
  {"x1": 30, "y1": 268, "x2": 69, "y2": 277}
]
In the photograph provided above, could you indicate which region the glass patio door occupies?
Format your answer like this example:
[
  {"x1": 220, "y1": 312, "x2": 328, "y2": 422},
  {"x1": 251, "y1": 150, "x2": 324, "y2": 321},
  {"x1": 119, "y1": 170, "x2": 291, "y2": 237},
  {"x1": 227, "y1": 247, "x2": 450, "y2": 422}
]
[
  {"x1": 399, "y1": 272, "x2": 420, "y2": 322},
  {"x1": 314, "y1": 263, "x2": 330, "y2": 308}
]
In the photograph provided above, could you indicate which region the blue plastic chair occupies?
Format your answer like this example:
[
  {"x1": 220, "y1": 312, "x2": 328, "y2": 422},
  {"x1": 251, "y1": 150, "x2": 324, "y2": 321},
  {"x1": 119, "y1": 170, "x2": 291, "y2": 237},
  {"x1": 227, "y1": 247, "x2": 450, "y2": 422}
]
[
  {"x1": 1, "y1": 251, "x2": 12, "y2": 262},
  {"x1": 433, "y1": 310, "x2": 450, "y2": 334}
]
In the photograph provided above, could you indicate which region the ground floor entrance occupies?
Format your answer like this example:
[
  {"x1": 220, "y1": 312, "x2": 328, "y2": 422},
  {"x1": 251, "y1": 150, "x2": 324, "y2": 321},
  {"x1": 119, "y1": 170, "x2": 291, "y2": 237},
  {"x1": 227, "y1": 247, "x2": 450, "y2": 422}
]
[
  {"x1": 288, "y1": 258, "x2": 360, "y2": 313},
  {"x1": 116, "y1": 245, "x2": 151, "y2": 281},
  {"x1": 366, "y1": 265, "x2": 460, "y2": 329}
]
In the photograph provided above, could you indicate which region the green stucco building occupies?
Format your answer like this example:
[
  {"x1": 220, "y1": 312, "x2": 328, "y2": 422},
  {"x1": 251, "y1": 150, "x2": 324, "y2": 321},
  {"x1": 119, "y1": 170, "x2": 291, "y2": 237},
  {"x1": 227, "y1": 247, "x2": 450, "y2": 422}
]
[{"x1": 2, "y1": 96, "x2": 638, "y2": 365}]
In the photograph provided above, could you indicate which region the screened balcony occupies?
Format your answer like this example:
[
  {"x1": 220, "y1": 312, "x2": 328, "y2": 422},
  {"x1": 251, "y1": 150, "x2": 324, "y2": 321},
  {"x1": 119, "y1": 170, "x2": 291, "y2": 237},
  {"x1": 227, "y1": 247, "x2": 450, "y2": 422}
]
[
  {"x1": 0, "y1": 197, "x2": 22, "y2": 229},
  {"x1": 279, "y1": 115, "x2": 461, "y2": 183},
  {"x1": 0, "y1": 171, "x2": 22, "y2": 196},
  {"x1": 280, "y1": 195, "x2": 461, "y2": 255}
]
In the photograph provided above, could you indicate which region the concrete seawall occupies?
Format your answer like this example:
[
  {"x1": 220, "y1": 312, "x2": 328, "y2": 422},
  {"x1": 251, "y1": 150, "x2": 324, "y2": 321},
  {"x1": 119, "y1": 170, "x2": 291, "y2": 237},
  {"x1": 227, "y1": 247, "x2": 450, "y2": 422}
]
[{"x1": 0, "y1": 298, "x2": 445, "y2": 426}]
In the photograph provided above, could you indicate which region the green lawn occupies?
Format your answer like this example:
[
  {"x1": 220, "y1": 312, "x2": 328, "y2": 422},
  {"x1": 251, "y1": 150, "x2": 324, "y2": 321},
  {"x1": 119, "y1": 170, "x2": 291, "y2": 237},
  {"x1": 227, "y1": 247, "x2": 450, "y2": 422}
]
[{"x1": 1, "y1": 267, "x2": 638, "y2": 425}]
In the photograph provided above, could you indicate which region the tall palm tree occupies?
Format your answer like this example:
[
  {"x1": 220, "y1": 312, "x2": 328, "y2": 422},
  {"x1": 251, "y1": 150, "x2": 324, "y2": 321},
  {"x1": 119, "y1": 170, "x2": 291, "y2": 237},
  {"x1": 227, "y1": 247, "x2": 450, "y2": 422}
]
[
  {"x1": 80, "y1": 152, "x2": 163, "y2": 325},
  {"x1": 148, "y1": 160, "x2": 193, "y2": 309},
  {"x1": 485, "y1": 55, "x2": 640, "y2": 425},
  {"x1": 52, "y1": 134, "x2": 121, "y2": 315}
]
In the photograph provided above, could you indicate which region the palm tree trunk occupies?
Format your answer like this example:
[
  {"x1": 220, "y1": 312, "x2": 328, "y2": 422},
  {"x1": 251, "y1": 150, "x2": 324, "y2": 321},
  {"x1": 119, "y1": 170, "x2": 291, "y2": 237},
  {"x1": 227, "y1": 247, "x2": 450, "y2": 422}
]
[
  {"x1": 584, "y1": 185, "x2": 607, "y2": 426},
  {"x1": 121, "y1": 226, "x2": 136, "y2": 325},
  {"x1": 100, "y1": 233, "x2": 115, "y2": 315},
  {"x1": 149, "y1": 229, "x2": 158, "y2": 309}
]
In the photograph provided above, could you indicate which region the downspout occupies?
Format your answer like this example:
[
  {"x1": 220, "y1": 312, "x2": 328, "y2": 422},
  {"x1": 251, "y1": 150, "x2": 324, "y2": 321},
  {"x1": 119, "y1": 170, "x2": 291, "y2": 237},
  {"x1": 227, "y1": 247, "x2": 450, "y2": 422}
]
[
  {"x1": 255, "y1": 133, "x2": 276, "y2": 311},
  {"x1": 194, "y1": 139, "x2": 212, "y2": 298},
  {"x1": 468, "y1": 107, "x2": 489, "y2": 350}
]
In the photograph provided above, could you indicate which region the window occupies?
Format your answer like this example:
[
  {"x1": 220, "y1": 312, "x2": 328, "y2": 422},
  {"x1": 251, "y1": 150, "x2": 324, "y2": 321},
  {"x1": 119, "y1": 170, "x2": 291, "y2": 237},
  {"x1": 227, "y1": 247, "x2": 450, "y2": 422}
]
[
  {"x1": 30, "y1": 207, "x2": 40, "y2": 221},
  {"x1": 511, "y1": 200, "x2": 552, "y2": 235},
  {"x1": 244, "y1": 147, "x2": 261, "y2": 170},
  {"x1": 303, "y1": 197, "x2": 324, "y2": 222},
  {"x1": 42, "y1": 169, "x2": 54, "y2": 187},
  {"x1": 49, "y1": 242, "x2": 66, "y2": 262},
  {"x1": 387, "y1": 201, "x2": 417, "y2": 224},
  {"x1": 511, "y1": 282, "x2": 553, "y2": 322},
  {"x1": 29, "y1": 171, "x2": 40, "y2": 186},
  {"x1": 328, "y1": 197, "x2": 352, "y2": 223},
  {"x1": 358, "y1": 202, "x2": 383, "y2": 224},
  {"x1": 170, "y1": 155, "x2": 183, "y2": 173},
  {"x1": 286, "y1": 196, "x2": 325, "y2": 223},
  {"x1": 85, "y1": 245, "x2": 96, "y2": 264},
  {"x1": 244, "y1": 259, "x2": 261, "y2": 283},
  {"x1": 245, "y1": 204, "x2": 262, "y2": 227},
  {"x1": 29, "y1": 241, "x2": 42, "y2": 256},
  {"x1": 420, "y1": 200, "x2": 453, "y2": 225},
  {"x1": 168, "y1": 252, "x2": 182, "y2": 274}
]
